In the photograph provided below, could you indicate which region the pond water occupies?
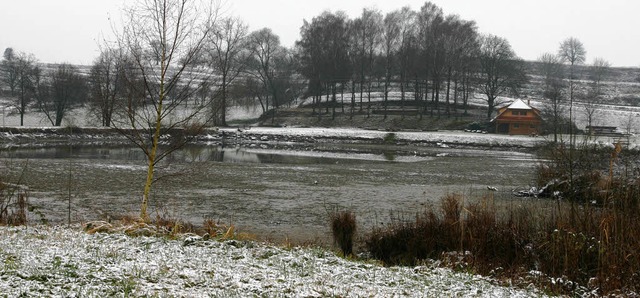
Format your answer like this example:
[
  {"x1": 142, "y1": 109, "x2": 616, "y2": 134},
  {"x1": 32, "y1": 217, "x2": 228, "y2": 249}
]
[{"x1": 1, "y1": 144, "x2": 540, "y2": 244}]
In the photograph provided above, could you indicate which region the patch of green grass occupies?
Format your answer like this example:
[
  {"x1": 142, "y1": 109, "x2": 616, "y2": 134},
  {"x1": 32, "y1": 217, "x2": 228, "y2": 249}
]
[{"x1": 3, "y1": 253, "x2": 20, "y2": 271}]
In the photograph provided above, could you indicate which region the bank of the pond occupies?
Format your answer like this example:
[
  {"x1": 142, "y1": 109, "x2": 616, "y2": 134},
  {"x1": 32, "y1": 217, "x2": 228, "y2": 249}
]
[{"x1": 0, "y1": 126, "x2": 551, "y2": 152}]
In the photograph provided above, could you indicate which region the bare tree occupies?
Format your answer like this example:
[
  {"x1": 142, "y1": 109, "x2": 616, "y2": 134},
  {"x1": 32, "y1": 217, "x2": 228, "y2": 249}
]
[
  {"x1": 477, "y1": 34, "x2": 526, "y2": 119},
  {"x1": 558, "y1": 37, "x2": 586, "y2": 73},
  {"x1": 557, "y1": 37, "x2": 586, "y2": 221},
  {"x1": 35, "y1": 64, "x2": 87, "y2": 126},
  {"x1": 416, "y1": 2, "x2": 444, "y2": 116},
  {"x1": 558, "y1": 37, "x2": 586, "y2": 140},
  {"x1": 396, "y1": 7, "x2": 418, "y2": 116},
  {"x1": 589, "y1": 57, "x2": 610, "y2": 97},
  {"x1": 1, "y1": 48, "x2": 41, "y2": 126},
  {"x1": 206, "y1": 16, "x2": 248, "y2": 126},
  {"x1": 246, "y1": 28, "x2": 283, "y2": 120},
  {"x1": 89, "y1": 47, "x2": 126, "y2": 127},
  {"x1": 440, "y1": 15, "x2": 478, "y2": 117},
  {"x1": 381, "y1": 10, "x2": 402, "y2": 118},
  {"x1": 1, "y1": 48, "x2": 19, "y2": 96},
  {"x1": 352, "y1": 8, "x2": 382, "y2": 115},
  {"x1": 538, "y1": 52, "x2": 565, "y2": 142},
  {"x1": 114, "y1": 0, "x2": 219, "y2": 220},
  {"x1": 8, "y1": 52, "x2": 39, "y2": 126}
]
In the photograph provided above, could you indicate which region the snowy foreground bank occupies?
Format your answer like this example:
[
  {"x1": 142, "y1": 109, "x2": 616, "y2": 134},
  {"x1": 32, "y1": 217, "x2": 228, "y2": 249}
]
[{"x1": 0, "y1": 226, "x2": 546, "y2": 297}]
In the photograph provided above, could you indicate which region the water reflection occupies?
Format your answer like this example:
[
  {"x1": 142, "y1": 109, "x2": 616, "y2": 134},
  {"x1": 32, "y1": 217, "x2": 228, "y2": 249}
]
[
  {"x1": 0, "y1": 145, "x2": 536, "y2": 165},
  {"x1": 0, "y1": 145, "x2": 422, "y2": 165}
]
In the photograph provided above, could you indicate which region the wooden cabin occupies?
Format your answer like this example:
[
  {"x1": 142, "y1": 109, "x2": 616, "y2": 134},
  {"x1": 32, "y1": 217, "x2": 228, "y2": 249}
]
[{"x1": 492, "y1": 99, "x2": 543, "y2": 135}]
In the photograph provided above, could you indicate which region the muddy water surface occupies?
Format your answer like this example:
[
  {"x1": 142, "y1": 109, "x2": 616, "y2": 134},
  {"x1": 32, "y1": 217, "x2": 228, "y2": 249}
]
[{"x1": 2, "y1": 144, "x2": 539, "y2": 244}]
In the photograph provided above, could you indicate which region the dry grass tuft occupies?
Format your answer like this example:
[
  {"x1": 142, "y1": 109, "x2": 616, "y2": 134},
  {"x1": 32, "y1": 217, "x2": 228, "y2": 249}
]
[{"x1": 329, "y1": 210, "x2": 357, "y2": 257}]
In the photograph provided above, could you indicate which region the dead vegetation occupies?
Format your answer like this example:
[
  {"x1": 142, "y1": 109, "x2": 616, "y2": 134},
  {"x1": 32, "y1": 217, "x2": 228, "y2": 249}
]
[
  {"x1": 84, "y1": 214, "x2": 253, "y2": 241},
  {"x1": 329, "y1": 209, "x2": 357, "y2": 257},
  {"x1": 364, "y1": 142, "x2": 640, "y2": 296}
]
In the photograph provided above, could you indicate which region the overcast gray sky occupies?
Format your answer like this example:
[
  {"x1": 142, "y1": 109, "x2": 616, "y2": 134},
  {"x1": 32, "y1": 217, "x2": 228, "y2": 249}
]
[{"x1": 0, "y1": 0, "x2": 638, "y2": 67}]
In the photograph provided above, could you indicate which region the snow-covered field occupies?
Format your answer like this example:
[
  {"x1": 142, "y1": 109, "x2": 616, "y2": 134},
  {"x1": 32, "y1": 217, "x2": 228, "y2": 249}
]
[
  {"x1": 298, "y1": 90, "x2": 640, "y2": 134},
  {"x1": 0, "y1": 99, "x2": 262, "y2": 128},
  {"x1": 0, "y1": 225, "x2": 546, "y2": 297},
  {"x1": 3, "y1": 88, "x2": 640, "y2": 134}
]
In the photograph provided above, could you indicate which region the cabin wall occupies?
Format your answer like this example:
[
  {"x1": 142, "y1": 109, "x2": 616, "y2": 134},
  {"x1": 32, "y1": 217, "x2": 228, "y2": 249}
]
[{"x1": 494, "y1": 109, "x2": 542, "y2": 135}]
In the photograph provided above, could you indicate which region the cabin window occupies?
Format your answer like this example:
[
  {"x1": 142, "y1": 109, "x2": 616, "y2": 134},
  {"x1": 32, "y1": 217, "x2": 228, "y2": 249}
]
[
  {"x1": 511, "y1": 111, "x2": 527, "y2": 116},
  {"x1": 513, "y1": 124, "x2": 520, "y2": 128}
]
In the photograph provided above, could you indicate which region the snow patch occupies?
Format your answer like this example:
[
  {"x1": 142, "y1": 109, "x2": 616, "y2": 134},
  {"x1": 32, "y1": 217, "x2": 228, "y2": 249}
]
[{"x1": 0, "y1": 226, "x2": 546, "y2": 297}]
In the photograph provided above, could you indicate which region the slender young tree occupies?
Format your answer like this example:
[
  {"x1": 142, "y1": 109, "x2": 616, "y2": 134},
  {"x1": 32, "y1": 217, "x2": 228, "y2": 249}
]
[
  {"x1": 115, "y1": 0, "x2": 220, "y2": 221},
  {"x1": 557, "y1": 37, "x2": 586, "y2": 223}
]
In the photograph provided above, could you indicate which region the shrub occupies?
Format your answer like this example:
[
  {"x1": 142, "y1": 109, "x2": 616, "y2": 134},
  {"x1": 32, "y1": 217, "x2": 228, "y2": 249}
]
[
  {"x1": 0, "y1": 182, "x2": 29, "y2": 226},
  {"x1": 383, "y1": 132, "x2": 397, "y2": 144},
  {"x1": 329, "y1": 210, "x2": 357, "y2": 257},
  {"x1": 466, "y1": 122, "x2": 485, "y2": 131}
]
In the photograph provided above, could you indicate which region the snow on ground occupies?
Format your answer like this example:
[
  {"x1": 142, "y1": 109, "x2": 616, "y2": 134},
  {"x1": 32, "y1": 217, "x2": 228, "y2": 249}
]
[
  {"x1": 0, "y1": 226, "x2": 546, "y2": 297},
  {"x1": 225, "y1": 126, "x2": 547, "y2": 148},
  {"x1": 0, "y1": 97, "x2": 263, "y2": 128}
]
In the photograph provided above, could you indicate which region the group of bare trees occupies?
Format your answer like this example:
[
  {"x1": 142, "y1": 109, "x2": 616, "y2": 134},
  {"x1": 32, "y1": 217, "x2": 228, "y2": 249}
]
[
  {"x1": 537, "y1": 37, "x2": 612, "y2": 142},
  {"x1": 296, "y1": 2, "x2": 527, "y2": 120},
  {"x1": 1, "y1": 48, "x2": 88, "y2": 126},
  {"x1": 1, "y1": 1, "x2": 535, "y2": 130}
]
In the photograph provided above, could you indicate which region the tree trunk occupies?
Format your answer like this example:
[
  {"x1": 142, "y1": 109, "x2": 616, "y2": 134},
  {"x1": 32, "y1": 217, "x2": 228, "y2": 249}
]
[
  {"x1": 400, "y1": 75, "x2": 405, "y2": 118},
  {"x1": 366, "y1": 81, "x2": 371, "y2": 118},
  {"x1": 434, "y1": 79, "x2": 440, "y2": 117},
  {"x1": 141, "y1": 79, "x2": 165, "y2": 221},
  {"x1": 341, "y1": 83, "x2": 345, "y2": 114},
  {"x1": 445, "y1": 68, "x2": 452, "y2": 117},
  {"x1": 453, "y1": 78, "x2": 458, "y2": 114},
  {"x1": 350, "y1": 80, "x2": 355, "y2": 119},
  {"x1": 332, "y1": 83, "x2": 336, "y2": 120},
  {"x1": 220, "y1": 73, "x2": 227, "y2": 126},
  {"x1": 384, "y1": 75, "x2": 390, "y2": 120},
  {"x1": 325, "y1": 82, "x2": 330, "y2": 114}
]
